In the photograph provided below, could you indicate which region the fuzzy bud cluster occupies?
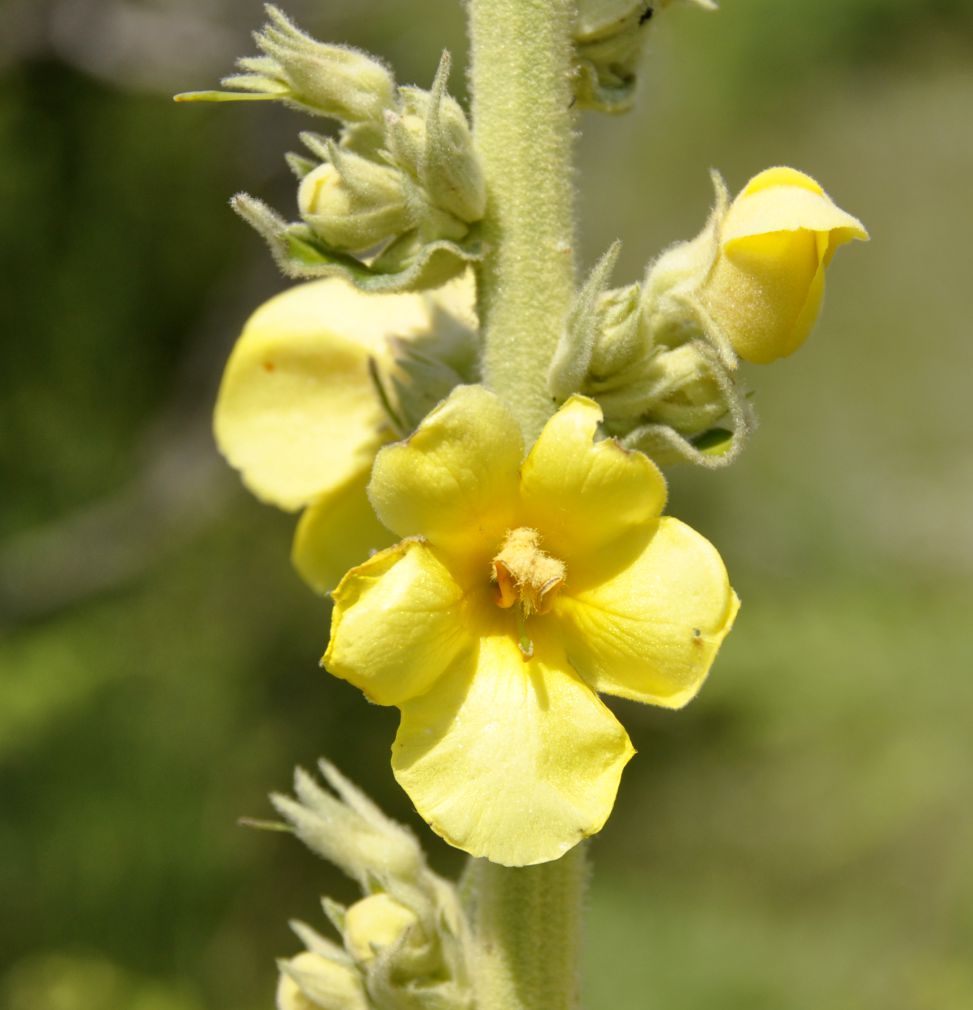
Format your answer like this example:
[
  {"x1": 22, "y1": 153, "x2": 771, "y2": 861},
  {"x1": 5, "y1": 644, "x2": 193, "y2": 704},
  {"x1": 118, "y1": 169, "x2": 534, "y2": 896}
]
[
  {"x1": 286, "y1": 48, "x2": 484, "y2": 266},
  {"x1": 222, "y1": 5, "x2": 395, "y2": 123},
  {"x1": 271, "y1": 762, "x2": 473, "y2": 1010},
  {"x1": 549, "y1": 239, "x2": 748, "y2": 467},
  {"x1": 178, "y1": 8, "x2": 484, "y2": 292},
  {"x1": 550, "y1": 167, "x2": 866, "y2": 466}
]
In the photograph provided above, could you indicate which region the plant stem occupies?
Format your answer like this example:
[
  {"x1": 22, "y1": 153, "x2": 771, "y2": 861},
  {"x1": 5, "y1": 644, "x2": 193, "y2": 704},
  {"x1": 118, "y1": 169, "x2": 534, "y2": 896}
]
[
  {"x1": 466, "y1": 845, "x2": 588, "y2": 1010},
  {"x1": 469, "y1": 0, "x2": 578, "y2": 443},
  {"x1": 465, "y1": 4, "x2": 585, "y2": 1007}
]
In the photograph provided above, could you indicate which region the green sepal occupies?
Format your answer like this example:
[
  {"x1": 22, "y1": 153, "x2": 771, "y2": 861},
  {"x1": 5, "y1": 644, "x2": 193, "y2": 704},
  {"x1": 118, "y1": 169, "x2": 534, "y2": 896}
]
[
  {"x1": 617, "y1": 351, "x2": 754, "y2": 469},
  {"x1": 621, "y1": 421, "x2": 744, "y2": 468},
  {"x1": 548, "y1": 240, "x2": 621, "y2": 400},
  {"x1": 602, "y1": 335, "x2": 755, "y2": 468},
  {"x1": 285, "y1": 151, "x2": 317, "y2": 179},
  {"x1": 237, "y1": 816, "x2": 291, "y2": 832},
  {"x1": 173, "y1": 89, "x2": 281, "y2": 104},
  {"x1": 232, "y1": 193, "x2": 482, "y2": 293},
  {"x1": 289, "y1": 920, "x2": 352, "y2": 963},
  {"x1": 421, "y1": 51, "x2": 487, "y2": 222},
  {"x1": 322, "y1": 897, "x2": 348, "y2": 934}
]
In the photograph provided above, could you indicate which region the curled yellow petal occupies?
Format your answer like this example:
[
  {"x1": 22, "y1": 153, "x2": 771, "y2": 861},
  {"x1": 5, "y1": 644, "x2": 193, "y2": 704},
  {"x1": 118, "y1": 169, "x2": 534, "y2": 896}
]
[
  {"x1": 519, "y1": 395, "x2": 667, "y2": 567},
  {"x1": 557, "y1": 517, "x2": 739, "y2": 708},
  {"x1": 326, "y1": 539, "x2": 471, "y2": 707},
  {"x1": 391, "y1": 622, "x2": 634, "y2": 866},
  {"x1": 702, "y1": 166, "x2": 868, "y2": 364}
]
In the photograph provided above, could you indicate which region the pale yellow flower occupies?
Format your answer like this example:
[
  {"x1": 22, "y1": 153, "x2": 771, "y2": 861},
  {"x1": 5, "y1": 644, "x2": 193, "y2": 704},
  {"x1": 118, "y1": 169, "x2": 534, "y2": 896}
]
[
  {"x1": 701, "y1": 166, "x2": 868, "y2": 364},
  {"x1": 325, "y1": 386, "x2": 739, "y2": 866},
  {"x1": 213, "y1": 275, "x2": 474, "y2": 593}
]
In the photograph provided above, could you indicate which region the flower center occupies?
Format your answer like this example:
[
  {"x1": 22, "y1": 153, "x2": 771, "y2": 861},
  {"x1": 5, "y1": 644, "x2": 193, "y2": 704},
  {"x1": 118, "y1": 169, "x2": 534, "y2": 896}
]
[{"x1": 491, "y1": 527, "x2": 566, "y2": 616}]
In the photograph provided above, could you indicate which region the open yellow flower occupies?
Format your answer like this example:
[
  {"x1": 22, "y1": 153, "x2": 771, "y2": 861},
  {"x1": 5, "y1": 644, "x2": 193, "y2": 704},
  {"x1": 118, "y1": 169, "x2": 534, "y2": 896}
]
[
  {"x1": 325, "y1": 386, "x2": 739, "y2": 866},
  {"x1": 701, "y1": 166, "x2": 868, "y2": 364},
  {"x1": 213, "y1": 275, "x2": 474, "y2": 593}
]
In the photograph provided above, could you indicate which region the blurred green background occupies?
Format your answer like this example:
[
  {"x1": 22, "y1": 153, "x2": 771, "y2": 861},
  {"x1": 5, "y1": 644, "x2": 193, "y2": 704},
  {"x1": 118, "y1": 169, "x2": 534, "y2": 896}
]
[{"x1": 2, "y1": 1, "x2": 972, "y2": 1007}]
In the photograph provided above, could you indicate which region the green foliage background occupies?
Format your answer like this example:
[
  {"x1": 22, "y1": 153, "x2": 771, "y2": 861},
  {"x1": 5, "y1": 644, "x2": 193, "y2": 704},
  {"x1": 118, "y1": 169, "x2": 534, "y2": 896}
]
[{"x1": 2, "y1": 1, "x2": 972, "y2": 1008}]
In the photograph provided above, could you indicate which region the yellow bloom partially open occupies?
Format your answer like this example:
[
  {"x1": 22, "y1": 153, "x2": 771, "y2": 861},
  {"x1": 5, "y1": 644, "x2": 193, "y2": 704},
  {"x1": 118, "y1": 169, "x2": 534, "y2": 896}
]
[
  {"x1": 701, "y1": 167, "x2": 868, "y2": 364},
  {"x1": 325, "y1": 386, "x2": 739, "y2": 866},
  {"x1": 213, "y1": 275, "x2": 474, "y2": 593}
]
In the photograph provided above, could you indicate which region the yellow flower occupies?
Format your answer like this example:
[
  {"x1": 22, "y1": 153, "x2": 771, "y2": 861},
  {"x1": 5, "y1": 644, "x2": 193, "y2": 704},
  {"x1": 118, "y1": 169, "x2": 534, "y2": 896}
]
[
  {"x1": 324, "y1": 386, "x2": 739, "y2": 866},
  {"x1": 213, "y1": 274, "x2": 474, "y2": 593},
  {"x1": 701, "y1": 166, "x2": 868, "y2": 364}
]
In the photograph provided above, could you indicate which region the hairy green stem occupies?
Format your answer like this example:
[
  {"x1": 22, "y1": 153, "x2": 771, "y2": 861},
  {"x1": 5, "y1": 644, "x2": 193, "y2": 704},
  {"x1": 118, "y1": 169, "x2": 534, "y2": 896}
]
[
  {"x1": 469, "y1": 0, "x2": 578, "y2": 442},
  {"x1": 466, "y1": 846, "x2": 588, "y2": 1010},
  {"x1": 440, "y1": 0, "x2": 587, "y2": 981},
  {"x1": 465, "y1": 3, "x2": 585, "y2": 1008}
]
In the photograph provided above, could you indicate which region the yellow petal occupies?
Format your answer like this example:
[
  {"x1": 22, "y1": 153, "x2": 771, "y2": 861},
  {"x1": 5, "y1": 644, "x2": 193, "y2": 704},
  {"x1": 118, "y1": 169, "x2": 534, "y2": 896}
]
[
  {"x1": 705, "y1": 167, "x2": 868, "y2": 364},
  {"x1": 214, "y1": 278, "x2": 466, "y2": 511},
  {"x1": 557, "y1": 517, "x2": 739, "y2": 708},
  {"x1": 738, "y1": 165, "x2": 825, "y2": 198},
  {"x1": 368, "y1": 386, "x2": 523, "y2": 571},
  {"x1": 722, "y1": 184, "x2": 868, "y2": 247},
  {"x1": 292, "y1": 467, "x2": 394, "y2": 595},
  {"x1": 325, "y1": 539, "x2": 471, "y2": 707},
  {"x1": 708, "y1": 227, "x2": 821, "y2": 363},
  {"x1": 519, "y1": 396, "x2": 667, "y2": 567},
  {"x1": 392, "y1": 621, "x2": 634, "y2": 866}
]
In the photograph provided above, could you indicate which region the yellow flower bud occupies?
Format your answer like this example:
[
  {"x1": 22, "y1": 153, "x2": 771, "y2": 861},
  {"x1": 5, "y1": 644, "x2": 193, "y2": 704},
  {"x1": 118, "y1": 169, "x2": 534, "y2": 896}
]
[
  {"x1": 700, "y1": 167, "x2": 867, "y2": 364},
  {"x1": 298, "y1": 153, "x2": 411, "y2": 253},
  {"x1": 344, "y1": 893, "x2": 421, "y2": 964},
  {"x1": 276, "y1": 951, "x2": 369, "y2": 1010},
  {"x1": 597, "y1": 342, "x2": 727, "y2": 436}
]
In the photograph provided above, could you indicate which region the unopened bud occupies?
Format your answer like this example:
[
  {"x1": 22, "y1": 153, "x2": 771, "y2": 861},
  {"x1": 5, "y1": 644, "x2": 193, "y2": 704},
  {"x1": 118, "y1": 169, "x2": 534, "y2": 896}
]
[
  {"x1": 276, "y1": 952, "x2": 370, "y2": 1010},
  {"x1": 344, "y1": 893, "x2": 421, "y2": 964},
  {"x1": 179, "y1": 7, "x2": 396, "y2": 125},
  {"x1": 699, "y1": 167, "x2": 868, "y2": 364},
  {"x1": 250, "y1": 7, "x2": 394, "y2": 123},
  {"x1": 598, "y1": 342, "x2": 727, "y2": 433},
  {"x1": 386, "y1": 55, "x2": 485, "y2": 223},
  {"x1": 643, "y1": 167, "x2": 867, "y2": 365},
  {"x1": 588, "y1": 282, "x2": 644, "y2": 379},
  {"x1": 298, "y1": 151, "x2": 412, "y2": 253}
]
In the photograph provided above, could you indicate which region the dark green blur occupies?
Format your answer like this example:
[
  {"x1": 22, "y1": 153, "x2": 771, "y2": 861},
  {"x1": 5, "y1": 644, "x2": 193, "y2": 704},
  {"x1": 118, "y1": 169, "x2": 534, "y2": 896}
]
[{"x1": 1, "y1": 1, "x2": 971, "y2": 1007}]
